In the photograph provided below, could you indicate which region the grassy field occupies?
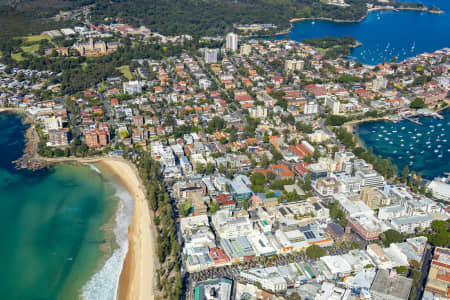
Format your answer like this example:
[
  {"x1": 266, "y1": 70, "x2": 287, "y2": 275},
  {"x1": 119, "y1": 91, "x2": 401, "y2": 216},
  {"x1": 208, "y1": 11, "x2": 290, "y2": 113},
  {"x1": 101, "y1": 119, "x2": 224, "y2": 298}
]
[
  {"x1": 21, "y1": 43, "x2": 41, "y2": 55},
  {"x1": 23, "y1": 34, "x2": 50, "y2": 43},
  {"x1": 11, "y1": 53, "x2": 25, "y2": 61},
  {"x1": 10, "y1": 34, "x2": 51, "y2": 57},
  {"x1": 117, "y1": 65, "x2": 133, "y2": 80}
]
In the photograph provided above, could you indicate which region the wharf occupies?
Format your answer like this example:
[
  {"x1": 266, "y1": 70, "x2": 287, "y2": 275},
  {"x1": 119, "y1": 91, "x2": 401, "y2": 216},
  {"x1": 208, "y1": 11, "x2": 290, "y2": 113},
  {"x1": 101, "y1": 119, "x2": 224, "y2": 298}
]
[{"x1": 404, "y1": 117, "x2": 423, "y2": 126}]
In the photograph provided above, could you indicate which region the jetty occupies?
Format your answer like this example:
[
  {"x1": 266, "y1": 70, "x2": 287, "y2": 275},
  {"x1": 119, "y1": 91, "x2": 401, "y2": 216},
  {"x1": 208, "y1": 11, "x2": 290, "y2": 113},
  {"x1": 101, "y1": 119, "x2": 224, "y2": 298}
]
[
  {"x1": 415, "y1": 109, "x2": 445, "y2": 120},
  {"x1": 428, "y1": 112, "x2": 444, "y2": 120},
  {"x1": 405, "y1": 117, "x2": 423, "y2": 126}
]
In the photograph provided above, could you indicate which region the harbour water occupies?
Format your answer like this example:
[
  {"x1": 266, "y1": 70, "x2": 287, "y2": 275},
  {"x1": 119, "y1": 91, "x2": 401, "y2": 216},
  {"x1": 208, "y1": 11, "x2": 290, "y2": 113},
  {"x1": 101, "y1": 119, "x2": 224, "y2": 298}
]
[
  {"x1": 357, "y1": 109, "x2": 450, "y2": 180},
  {"x1": 279, "y1": 0, "x2": 450, "y2": 64},
  {"x1": 0, "y1": 112, "x2": 132, "y2": 299}
]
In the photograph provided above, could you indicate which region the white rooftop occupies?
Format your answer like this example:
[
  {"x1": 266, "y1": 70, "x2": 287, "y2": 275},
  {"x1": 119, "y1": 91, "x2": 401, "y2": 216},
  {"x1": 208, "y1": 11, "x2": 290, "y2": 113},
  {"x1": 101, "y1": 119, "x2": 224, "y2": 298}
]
[{"x1": 321, "y1": 255, "x2": 353, "y2": 275}]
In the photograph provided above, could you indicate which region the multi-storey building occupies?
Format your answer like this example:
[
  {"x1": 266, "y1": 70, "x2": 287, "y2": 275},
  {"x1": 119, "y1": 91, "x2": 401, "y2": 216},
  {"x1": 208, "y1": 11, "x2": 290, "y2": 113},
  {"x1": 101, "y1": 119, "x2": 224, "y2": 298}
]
[
  {"x1": 180, "y1": 156, "x2": 193, "y2": 175},
  {"x1": 314, "y1": 177, "x2": 340, "y2": 196},
  {"x1": 325, "y1": 95, "x2": 340, "y2": 115},
  {"x1": 225, "y1": 33, "x2": 238, "y2": 51},
  {"x1": 174, "y1": 181, "x2": 207, "y2": 199},
  {"x1": 84, "y1": 123, "x2": 110, "y2": 148},
  {"x1": 211, "y1": 210, "x2": 252, "y2": 239},
  {"x1": 391, "y1": 214, "x2": 434, "y2": 233},
  {"x1": 248, "y1": 106, "x2": 267, "y2": 119},
  {"x1": 356, "y1": 169, "x2": 385, "y2": 189},
  {"x1": 72, "y1": 39, "x2": 119, "y2": 56},
  {"x1": 123, "y1": 81, "x2": 145, "y2": 94},
  {"x1": 48, "y1": 129, "x2": 69, "y2": 146},
  {"x1": 348, "y1": 214, "x2": 383, "y2": 240},
  {"x1": 285, "y1": 59, "x2": 304, "y2": 72},
  {"x1": 360, "y1": 186, "x2": 390, "y2": 209},
  {"x1": 44, "y1": 116, "x2": 63, "y2": 133},
  {"x1": 204, "y1": 48, "x2": 218, "y2": 63},
  {"x1": 303, "y1": 101, "x2": 318, "y2": 115},
  {"x1": 424, "y1": 247, "x2": 450, "y2": 299},
  {"x1": 240, "y1": 44, "x2": 251, "y2": 56}
]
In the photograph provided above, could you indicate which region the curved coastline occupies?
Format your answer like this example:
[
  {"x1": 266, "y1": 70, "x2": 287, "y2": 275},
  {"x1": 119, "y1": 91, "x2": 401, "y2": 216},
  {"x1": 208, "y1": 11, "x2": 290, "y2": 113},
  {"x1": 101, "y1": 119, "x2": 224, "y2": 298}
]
[
  {"x1": 1, "y1": 108, "x2": 156, "y2": 300},
  {"x1": 288, "y1": 6, "x2": 444, "y2": 24},
  {"x1": 38, "y1": 156, "x2": 157, "y2": 300},
  {"x1": 275, "y1": 5, "x2": 445, "y2": 38},
  {"x1": 0, "y1": 107, "x2": 43, "y2": 170},
  {"x1": 342, "y1": 116, "x2": 391, "y2": 135},
  {"x1": 100, "y1": 157, "x2": 156, "y2": 300},
  {"x1": 355, "y1": 109, "x2": 450, "y2": 180},
  {"x1": 0, "y1": 113, "x2": 126, "y2": 299},
  {"x1": 81, "y1": 161, "x2": 134, "y2": 300},
  {"x1": 289, "y1": 16, "x2": 366, "y2": 24}
]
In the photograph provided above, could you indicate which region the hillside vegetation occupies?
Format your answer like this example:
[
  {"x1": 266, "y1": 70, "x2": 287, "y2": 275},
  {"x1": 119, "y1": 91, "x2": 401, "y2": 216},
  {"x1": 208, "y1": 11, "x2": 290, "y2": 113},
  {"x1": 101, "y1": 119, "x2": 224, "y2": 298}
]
[
  {"x1": 0, "y1": 0, "x2": 430, "y2": 37},
  {"x1": 0, "y1": 0, "x2": 90, "y2": 37},
  {"x1": 90, "y1": 0, "x2": 368, "y2": 36},
  {"x1": 0, "y1": 0, "x2": 368, "y2": 37}
]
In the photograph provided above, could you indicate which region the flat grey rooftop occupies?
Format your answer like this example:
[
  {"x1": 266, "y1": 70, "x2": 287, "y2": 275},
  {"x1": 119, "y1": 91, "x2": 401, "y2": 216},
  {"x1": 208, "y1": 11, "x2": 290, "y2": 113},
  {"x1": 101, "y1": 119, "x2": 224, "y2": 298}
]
[{"x1": 370, "y1": 269, "x2": 413, "y2": 300}]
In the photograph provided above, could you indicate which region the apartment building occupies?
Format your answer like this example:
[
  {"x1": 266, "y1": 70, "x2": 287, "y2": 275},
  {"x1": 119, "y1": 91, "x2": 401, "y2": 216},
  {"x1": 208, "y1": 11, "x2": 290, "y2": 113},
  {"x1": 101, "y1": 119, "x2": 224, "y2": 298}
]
[{"x1": 356, "y1": 169, "x2": 385, "y2": 189}]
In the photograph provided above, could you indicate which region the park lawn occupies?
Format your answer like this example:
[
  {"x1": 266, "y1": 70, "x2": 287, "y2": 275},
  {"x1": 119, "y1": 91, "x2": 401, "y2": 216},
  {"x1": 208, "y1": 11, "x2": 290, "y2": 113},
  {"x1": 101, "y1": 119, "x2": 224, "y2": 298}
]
[
  {"x1": 21, "y1": 43, "x2": 41, "y2": 55},
  {"x1": 117, "y1": 65, "x2": 133, "y2": 80},
  {"x1": 23, "y1": 34, "x2": 50, "y2": 43},
  {"x1": 17, "y1": 34, "x2": 53, "y2": 57},
  {"x1": 11, "y1": 53, "x2": 25, "y2": 61}
]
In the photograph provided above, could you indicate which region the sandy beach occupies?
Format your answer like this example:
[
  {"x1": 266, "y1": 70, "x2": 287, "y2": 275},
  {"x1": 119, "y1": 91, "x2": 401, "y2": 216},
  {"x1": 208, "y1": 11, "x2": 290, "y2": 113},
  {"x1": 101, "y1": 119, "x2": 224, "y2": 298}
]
[
  {"x1": 24, "y1": 152, "x2": 157, "y2": 299},
  {"x1": 99, "y1": 157, "x2": 155, "y2": 300},
  {"x1": 342, "y1": 116, "x2": 390, "y2": 134}
]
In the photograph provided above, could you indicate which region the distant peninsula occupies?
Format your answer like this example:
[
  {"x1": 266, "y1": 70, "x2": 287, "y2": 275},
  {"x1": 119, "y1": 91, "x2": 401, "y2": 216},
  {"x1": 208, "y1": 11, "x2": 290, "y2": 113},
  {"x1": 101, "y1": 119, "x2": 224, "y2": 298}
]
[
  {"x1": 290, "y1": 3, "x2": 444, "y2": 24},
  {"x1": 0, "y1": 0, "x2": 443, "y2": 38}
]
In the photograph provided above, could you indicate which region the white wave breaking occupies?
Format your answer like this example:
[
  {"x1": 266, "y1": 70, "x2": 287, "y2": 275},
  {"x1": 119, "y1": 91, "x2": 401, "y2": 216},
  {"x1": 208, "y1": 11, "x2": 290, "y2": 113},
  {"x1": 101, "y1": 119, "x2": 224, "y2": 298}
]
[
  {"x1": 81, "y1": 184, "x2": 134, "y2": 300},
  {"x1": 86, "y1": 164, "x2": 102, "y2": 174}
]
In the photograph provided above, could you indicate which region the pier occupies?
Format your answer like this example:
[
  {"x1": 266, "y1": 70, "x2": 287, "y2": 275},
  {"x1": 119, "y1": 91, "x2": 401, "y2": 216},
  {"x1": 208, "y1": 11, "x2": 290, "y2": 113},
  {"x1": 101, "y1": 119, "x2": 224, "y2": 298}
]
[
  {"x1": 405, "y1": 117, "x2": 423, "y2": 126},
  {"x1": 418, "y1": 110, "x2": 444, "y2": 120},
  {"x1": 431, "y1": 113, "x2": 444, "y2": 120}
]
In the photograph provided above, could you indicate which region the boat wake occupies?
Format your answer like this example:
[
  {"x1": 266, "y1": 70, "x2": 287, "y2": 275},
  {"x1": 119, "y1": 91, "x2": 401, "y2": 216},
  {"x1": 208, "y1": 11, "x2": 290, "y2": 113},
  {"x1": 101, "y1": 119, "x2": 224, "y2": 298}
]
[{"x1": 81, "y1": 185, "x2": 134, "y2": 300}]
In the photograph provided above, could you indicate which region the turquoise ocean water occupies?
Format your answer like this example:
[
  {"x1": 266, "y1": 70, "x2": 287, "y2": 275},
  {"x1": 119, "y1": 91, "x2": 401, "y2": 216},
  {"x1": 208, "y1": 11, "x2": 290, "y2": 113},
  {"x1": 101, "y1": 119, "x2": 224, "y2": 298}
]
[
  {"x1": 357, "y1": 109, "x2": 450, "y2": 180},
  {"x1": 0, "y1": 112, "x2": 132, "y2": 299},
  {"x1": 276, "y1": 0, "x2": 450, "y2": 64}
]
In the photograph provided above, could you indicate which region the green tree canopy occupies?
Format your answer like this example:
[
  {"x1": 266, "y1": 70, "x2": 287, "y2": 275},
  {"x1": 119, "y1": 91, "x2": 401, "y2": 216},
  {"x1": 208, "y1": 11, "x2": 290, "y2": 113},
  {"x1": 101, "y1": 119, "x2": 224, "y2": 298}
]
[
  {"x1": 380, "y1": 229, "x2": 403, "y2": 247},
  {"x1": 251, "y1": 172, "x2": 266, "y2": 185},
  {"x1": 306, "y1": 244, "x2": 327, "y2": 259},
  {"x1": 428, "y1": 220, "x2": 450, "y2": 247},
  {"x1": 410, "y1": 97, "x2": 425, "y2": 109}
]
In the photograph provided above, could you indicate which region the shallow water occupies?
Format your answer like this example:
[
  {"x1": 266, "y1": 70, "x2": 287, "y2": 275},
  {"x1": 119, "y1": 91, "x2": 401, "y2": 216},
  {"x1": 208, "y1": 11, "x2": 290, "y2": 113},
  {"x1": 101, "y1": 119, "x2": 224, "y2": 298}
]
[{"x1": 0, "y1": 112, "x2": 130, "y2": 299}]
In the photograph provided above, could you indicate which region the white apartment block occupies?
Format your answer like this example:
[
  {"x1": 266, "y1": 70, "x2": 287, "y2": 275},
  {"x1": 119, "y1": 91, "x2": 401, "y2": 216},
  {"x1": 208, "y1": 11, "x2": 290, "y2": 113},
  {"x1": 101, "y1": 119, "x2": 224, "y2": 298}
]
[
  {"x1": 204, "y1": 48, "x2": 218, "y2": 63},
  {"x1": 356, "y1": 169, "x2": 385, "y2": 189},
  {"x1": 225, "y1": 33, "x2": 238, "y2": 51},
  {"x1": 304, "y1": 101, "x2": 319, "y2": 115},
  {"x1": 248, "y1": 106, "x2": 267, "y2": 119}
]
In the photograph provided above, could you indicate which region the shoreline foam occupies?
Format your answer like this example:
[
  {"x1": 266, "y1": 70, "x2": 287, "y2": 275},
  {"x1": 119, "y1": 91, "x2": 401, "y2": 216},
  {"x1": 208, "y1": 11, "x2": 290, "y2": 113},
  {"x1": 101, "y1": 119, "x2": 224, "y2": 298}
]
[
  {"x1": 81, "y1": 166, "x2": 134, "y2": 300},
  {"x1": 99, "y1": 157, "x2": 156, "y2": 300},
  {"x1": 40, "y1": 156, "x2": 157, "y2": 300}
]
